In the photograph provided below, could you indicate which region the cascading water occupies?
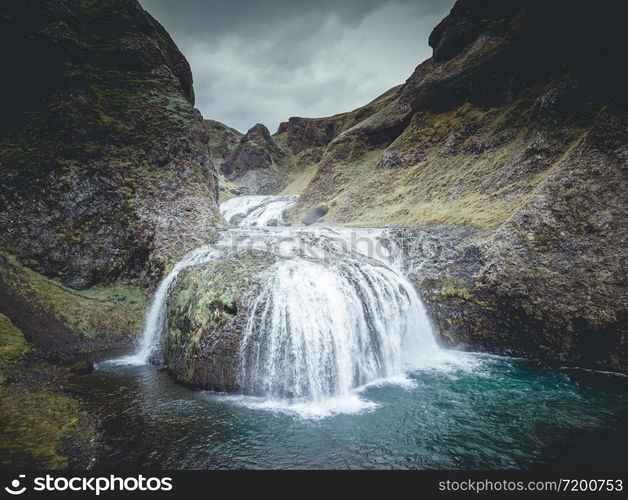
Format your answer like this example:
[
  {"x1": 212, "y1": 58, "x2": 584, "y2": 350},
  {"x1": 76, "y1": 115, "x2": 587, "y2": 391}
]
[
  {"x1": 121, "y1": 195, "x2": 448, "y2": 409},
  {"x1": 116, "y1": 196, "x2": 301, "y2": 365},
  {"x1": 118, "y1": 245, "x2": 218, "y2": 365},
  {"x1": 239, "y1": 258, "x2": 440, "y2": 400},
  {"x1": 220, "y1": 195, "x2": 297, "y2": 226}
]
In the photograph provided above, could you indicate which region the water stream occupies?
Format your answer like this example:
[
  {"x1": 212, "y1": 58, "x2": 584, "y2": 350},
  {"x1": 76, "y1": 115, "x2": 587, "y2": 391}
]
[
  {"x1": 117, "y1": 195, "x2": 461, "y2": 407},
  {"x1": 92, "y1": 195, "x2": 628, "y2": 468}
]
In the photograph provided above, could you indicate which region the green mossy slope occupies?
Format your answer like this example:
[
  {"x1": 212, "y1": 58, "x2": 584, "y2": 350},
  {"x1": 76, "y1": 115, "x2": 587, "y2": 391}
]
[
  {"x1": 1, "y1": 252, "x2": 146, "y2": 339},
  {"x1": 0, "y1": 313, "x2": 96, "y2": 469}
]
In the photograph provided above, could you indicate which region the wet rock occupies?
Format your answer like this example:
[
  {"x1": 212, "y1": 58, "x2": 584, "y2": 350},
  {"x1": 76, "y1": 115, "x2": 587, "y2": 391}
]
[
  {"x1": 164, "y1": 250, "x2": 277, "y2": 390},
  {"x1": 302, "y1": 203, "x2": 329, "y2": 225},
  {"x1": 229, "y1": 214, "x2": 245, "y2": 226}
]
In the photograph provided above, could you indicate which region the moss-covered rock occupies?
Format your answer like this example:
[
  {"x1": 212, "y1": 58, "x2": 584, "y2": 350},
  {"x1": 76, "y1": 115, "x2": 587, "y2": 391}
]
[
  {"x1": 164, "y1": 250, "x2": 276, "y2": 390},
  {"x1": 0, "y1": 384, "x2": 96, "y2": 469}
]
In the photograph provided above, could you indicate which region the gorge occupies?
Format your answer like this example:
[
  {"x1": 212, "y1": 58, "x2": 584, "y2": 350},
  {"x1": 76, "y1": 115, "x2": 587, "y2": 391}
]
[{"x1": 0, "y1": 0, "x2": 626, "y2": 470}]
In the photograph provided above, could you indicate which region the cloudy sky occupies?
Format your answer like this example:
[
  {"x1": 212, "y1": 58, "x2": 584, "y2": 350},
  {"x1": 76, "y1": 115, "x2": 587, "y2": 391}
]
[{"x1": 139, "y1": 0, "x2": 455, "y2": 133}]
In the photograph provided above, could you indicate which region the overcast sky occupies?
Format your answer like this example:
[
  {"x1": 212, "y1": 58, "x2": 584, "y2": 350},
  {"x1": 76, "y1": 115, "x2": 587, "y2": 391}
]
[{"x1": 139, "y1": 0, "x2": 455, "y2": 133}]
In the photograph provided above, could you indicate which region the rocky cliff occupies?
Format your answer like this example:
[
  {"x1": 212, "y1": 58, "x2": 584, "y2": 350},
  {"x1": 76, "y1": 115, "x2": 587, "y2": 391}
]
[
  {"x1": 220, "y1": 123, "x2": 289, "y2": 195},
  {"x1": 0, "y1": 0, "x2": 223, "y2": 468},
  {"x1": 206, "y1": 119, "x2": 243, "y2": 169},
  {"x1": 279, "y1": 0, "x2": 627, "y2": 372},
  {"x1": 205, "y1": 119, "x2": 246, "y2": 200},
  {"x1": 211, "y1": 85, "x2": 403, "y2": 198},
  {"x1": 0, "y1": 0, "x2": 222, "y2": 292}
]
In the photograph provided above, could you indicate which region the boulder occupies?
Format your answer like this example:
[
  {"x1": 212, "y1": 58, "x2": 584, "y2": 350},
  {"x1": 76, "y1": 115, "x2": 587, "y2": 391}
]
[
  {"x1": 164, "y1": 250, "x2": 276, "y2": 390},
  {"x1": 302, "y1": 203, "x2": 329, "y2": 225},
  {"x1": 228, "y1": 213, "x2": 245, "y2": 227}
]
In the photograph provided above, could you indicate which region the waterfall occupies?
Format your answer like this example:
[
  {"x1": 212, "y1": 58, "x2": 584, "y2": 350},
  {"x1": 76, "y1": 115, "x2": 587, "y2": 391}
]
[
  {"x1": 220, "y1": 195, "x2": 297, "y2": 227},
  {"x1": 117, "y1": 196, "x2": 297, "y2": 365},
  {"x1": 117, "y1": 245, "x2": 218, "y2": 365},
  {"x1": 120, "y1": 195, "x2": 444, "y2": 406},
  {"x1": 238, "y1": 258, "x2": 439, "y2": 400}
]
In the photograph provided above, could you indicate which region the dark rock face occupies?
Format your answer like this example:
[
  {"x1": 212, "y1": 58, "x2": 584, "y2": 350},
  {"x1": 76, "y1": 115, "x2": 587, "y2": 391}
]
[
  {"x1": 164, "y1": 250, "x2": 276, "y2": 390},
  {"x1": 0, "y1": 0, "x2": 222, "y2": 290},
  {"x1": 399, "y1": 0, "x2": 626, "y2": 113},
  {"x1": 427, "y1": 0, "x2": 523, "y2": 63},
  {"x1": 222, "y1": 123, "x2": 286, "y2": 195},
  {"x1": 276, "y1": 116, "x2": 340, "y2": 154}
]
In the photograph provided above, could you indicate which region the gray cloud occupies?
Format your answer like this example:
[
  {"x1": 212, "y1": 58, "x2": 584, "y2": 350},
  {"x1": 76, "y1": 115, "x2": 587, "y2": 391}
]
[{"x1": 140, "y1": 0, "x2": 455, "y2": 133}]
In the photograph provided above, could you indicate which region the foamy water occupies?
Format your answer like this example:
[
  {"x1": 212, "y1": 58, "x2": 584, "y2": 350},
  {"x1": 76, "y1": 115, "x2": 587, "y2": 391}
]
[{"x1": 115, "y1": 195, "x2": 471, "y2": 416}]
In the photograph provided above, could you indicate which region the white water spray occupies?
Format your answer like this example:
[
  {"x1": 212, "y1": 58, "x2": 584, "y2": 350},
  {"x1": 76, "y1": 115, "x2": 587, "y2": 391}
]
[
  {"x1": 118, "y1": 245, "x2": 218, "y2": 365},
  {"x1": 120, "y1": 195, "x2": 452, "y2": 412},
  {"x1": 220, "y1": 195, "x2": 297, "y2": 227},
  {"x1": 239, "y1": 258, "x2": 440, "y2": 400}
]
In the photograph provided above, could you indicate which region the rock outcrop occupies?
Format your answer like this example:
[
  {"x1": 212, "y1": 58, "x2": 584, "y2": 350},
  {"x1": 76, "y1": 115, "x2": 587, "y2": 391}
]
[
  {"x1": 271, "y1": 86, "x2": 403, "y2": 197},
  {"x1": 205, "y1": 119, "x2": 243, "y2": 169},
  {"x1": 220, "y1": 123, "x2": 288, "y2": 195},
  {"x1": 0, "y1": 0, "x2": 223, "y2": 291},
  {"x1": 164, "y1": 250, "x2": 276, "y2": 390},
  {"x1": 206, "y1": 119, "x2": 246, "y2": 200}
]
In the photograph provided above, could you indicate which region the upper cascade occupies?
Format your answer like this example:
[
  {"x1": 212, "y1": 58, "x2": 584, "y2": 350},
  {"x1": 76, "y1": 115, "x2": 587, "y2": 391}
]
[{"x1": 220, "y1": 195, "x2": 297, "y2": 227}]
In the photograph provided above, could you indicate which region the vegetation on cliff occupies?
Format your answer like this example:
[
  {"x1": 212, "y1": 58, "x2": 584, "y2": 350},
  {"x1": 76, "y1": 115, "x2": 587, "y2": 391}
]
[
  {"x1": 0, "y1": 0, "x2": 222, "y2": 291},
  {"x1": 0, "y1": 252, "x2": 146, "y2": 342}
]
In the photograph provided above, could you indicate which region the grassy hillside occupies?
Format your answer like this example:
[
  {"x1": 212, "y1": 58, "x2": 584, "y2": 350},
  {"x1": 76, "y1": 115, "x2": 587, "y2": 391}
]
[{"x1": 294, "y1": 86, "x2": 591, "y2": 229}]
